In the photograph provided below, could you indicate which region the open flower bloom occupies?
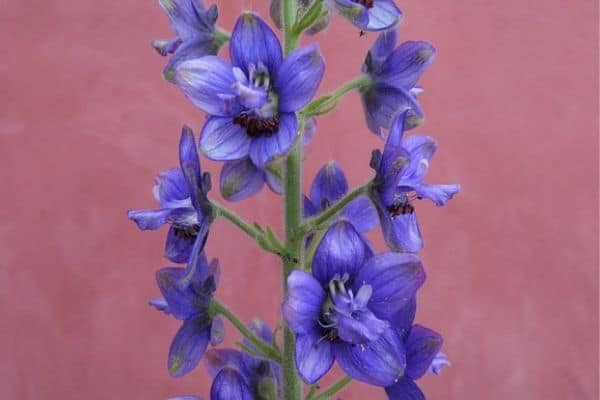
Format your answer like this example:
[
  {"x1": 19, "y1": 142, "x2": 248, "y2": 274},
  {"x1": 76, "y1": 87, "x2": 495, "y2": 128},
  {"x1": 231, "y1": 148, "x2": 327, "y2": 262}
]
[
  {"x1": 361, "y1": 29, "x2": 435, "y2": 137},
  {"x1": 334, "y1": 0, "x2": 401, "y2": 32},
  {"x1": 152, "y1": 245, "x2": 221, "y2": 378},
  {"x1": 384, "y1": 300, "x2": 449, "y2": 400},
  {"x1": 304, "y1": 161, "x2": 377, "y2": 233},
  {"x1": 173, "y1": 13, "x2": 325, "y2": 169},
  {"x1": 369, "y1": 111, "x2": 460, "y2": 252},
  {"x1": 128, "y1": 126, "x2": 213, "y2": 263},
  {"x1": 283, "y1": 220, "x2": 426, "y2": 386},
  {"x1": 205, "y1": 319, "x2": 280, "y2": 400},
  {"x1": 152, "y1": 0, "x2": 224, "y2": 78}
]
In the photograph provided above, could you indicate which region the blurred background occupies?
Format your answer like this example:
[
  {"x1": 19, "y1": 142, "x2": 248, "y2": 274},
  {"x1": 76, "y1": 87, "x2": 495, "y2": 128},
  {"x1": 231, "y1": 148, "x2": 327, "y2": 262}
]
[{"x1": 0, "y1": 0, "x2": 598, "y2": 399}]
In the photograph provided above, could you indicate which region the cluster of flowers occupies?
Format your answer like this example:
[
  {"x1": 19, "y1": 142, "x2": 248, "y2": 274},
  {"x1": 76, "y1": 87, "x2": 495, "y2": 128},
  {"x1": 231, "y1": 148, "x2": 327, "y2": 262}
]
[{"x1": 128, "y1": 0, "x2": 459, "y2": 399}]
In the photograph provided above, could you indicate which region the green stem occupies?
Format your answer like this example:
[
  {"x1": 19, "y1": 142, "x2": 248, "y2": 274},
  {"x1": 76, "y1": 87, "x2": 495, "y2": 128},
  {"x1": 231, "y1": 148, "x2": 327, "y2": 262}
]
[
  {"x1": 213, "y1": 27, "x2": 231, "y2": 47},
  {"x1": 283, "y1": 0, "x2": 299, "y2": 54},
  {"x1": 301, "y1": 74, "x2": 372, "y2": 117},
  {"x1": 310, "y1": 376, "x2": 352, "y2": 400},
  {"x1": 209, "y1": 300, "x2": 282, "y2": 364},
  {"x1": 306, "y1": 181, "x2": 372, "y2": 231},
  {"x1": 304, "y1": 227, "x2": 326, "y2": 270}
]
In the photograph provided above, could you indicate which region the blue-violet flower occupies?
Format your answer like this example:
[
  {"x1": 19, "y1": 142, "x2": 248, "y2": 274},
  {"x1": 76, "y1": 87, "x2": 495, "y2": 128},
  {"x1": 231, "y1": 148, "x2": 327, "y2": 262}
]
[{"x1": 334, "y1": 0, "x2": 401, "y2": 32}]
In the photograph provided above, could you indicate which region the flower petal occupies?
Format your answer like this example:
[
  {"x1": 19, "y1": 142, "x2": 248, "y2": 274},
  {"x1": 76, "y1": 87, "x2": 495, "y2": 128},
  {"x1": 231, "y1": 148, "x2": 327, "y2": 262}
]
[
  {"x1": 334, "y1": 328, "x2": 406, "y2": 386},
  {"x1": 353, "y1": 252, "x2": 425, "y2": 319},
  {"x1": 295, "y1": 330, "x2": 335, "y2": 384},
  {"x1": 153, "y1": 168, "x2": 191, "y2": 209},
  {"x1": 179, "y1": 126, "x2": 209, "y2": 212},
  {"x1": 414, "y1": 183, "x2": 461, "y2": 206},
  {"x1": 389, "y1": 296, "x2": 416, "y2": 339},
  {"x1": 168, "y1": 314, "x2": 211, "y2": 377},
  {"x1": 174, "y1": 56, "x2": 241, "y2": 116},
  {"x1": 310, "y1": 161, "x2": 349, "y2": 211},
  {"x1": 249, "y1": 112, "x2": 298, "y2": 168},
  {"x1": 364, "y1": 29, "x2": 398, "y2": 74},
  {"x1": 127, "y1": 208, "x2": 185, "y2": 230},
  {"x1": 379, "y1": 41, "x2": 436, "y2": 89},
  {"x1": 156, "y1": 267, "x2": 199, "y2": 320},
  {"x1": 220, "y1": 158, "x2": 266, "y2": 201},
  {"x1": 428, "y1": 351, "x2": 451, "y2": 375},
  {"x1": 204, "y1": 349, "x2": 246, "y2": 379},
  {"x1": 312, "y1": 220, "x2": 372, "y2": 285},
  {"x1": 163, "y1": 38, "x2": 220, "y2": 82},
  {"x1": 229, "y1": 13, "x2": 283, "y2": 76},
  {"x1": 365, "y1": 0, "x2": 402, "y2": 31},
  {"x1": 375, "y1": 203, "x2": 424, "y2": 253},
  {"x1": 276, "y1": 44, "x2": 325, "y2": 112},
  {"x1": 283, "y1": 271, "x2": 325, "y2": 335},
  {"x1": 149, "y1": 297, "x2": 171, "y2": 315},
  {"x1": 333, "y1": 0, "x2": 369, "y2": 29},
  {"x1": 210, "y1": 317, "x2": 225, "y2": 346},
  {"x1": 405, "y1": 325, "x2": 443, "y2": 380},
  {"x1": 385, "y1": 376, "x2": 425, "y2": 400},
  {"x1": 210, "y1": 368, "x2": 254, "y2": 400},
  {"x1": 361, "y1": 84, "x2": 423, "y2": 137},
  {"x1": 343, "y1": 196, "x2": 379, "y2": 232},
  {"x1": 158, "y1": 0, "x2": 209, "y2": 40},
  {"x1": 200, "y1": 117, "x2": 252, "y2": 161},
  {"x1": 164, "y1": 225, "x2": 195, "y2": 263}
]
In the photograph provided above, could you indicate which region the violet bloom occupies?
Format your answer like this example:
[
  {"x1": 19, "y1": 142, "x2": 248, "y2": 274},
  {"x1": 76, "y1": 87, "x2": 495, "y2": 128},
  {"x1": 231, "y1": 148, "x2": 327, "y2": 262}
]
[
  {"x1": 283, "y1": 220, "x2": 426, "y2": 386},
  {"x1": 384, "y1": 301, "x2": 449, "y2": 400},
  {"x1": 304, "y1": 161, "x2": 377, "y2": 233},
  {"x1": 205, "y1": 319, "x2": 280, "y2": 400},
  {"x1": 128, "y1": 126, "x2": 213, "y2": 263},
  {"x1": 334, "y1": 0, "x2": 401, "y2": 32},
  {"x1": 152, "y1": 246, "x2": 221, "y2": 377},
  {"x1": 369, "y1": 111, "x2": 460, "y2": 252},
  {"x1": 152, "y1": 0, "x2": 224, "y2": 79},
  {"x1": 173, "y1": 13, "x2": 325, "y2": 169},
  {"x1": 361, "y1": 29, "x2": 435, "y2": 137}
]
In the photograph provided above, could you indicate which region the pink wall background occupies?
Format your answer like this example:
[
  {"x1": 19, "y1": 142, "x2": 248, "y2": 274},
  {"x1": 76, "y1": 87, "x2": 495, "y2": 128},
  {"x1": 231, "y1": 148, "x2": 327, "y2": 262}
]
[{"x1": 1, "y1": 0, "x2": 598, "y2": 399}]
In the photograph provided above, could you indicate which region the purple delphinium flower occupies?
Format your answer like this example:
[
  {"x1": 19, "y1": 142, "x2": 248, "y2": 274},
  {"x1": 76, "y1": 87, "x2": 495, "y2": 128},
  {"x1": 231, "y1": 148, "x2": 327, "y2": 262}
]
[
  {"x1": 384, "y1": 300, "x2": 449, "y2": 400},
  {"x1": 304, "y1": 161, "x2": 377, "y2": 233},
  {"x1": 173, "y1": 13, "x2": 325, "y2": 169},
  {"x1": 219, "y1": 157, "x2": 283, "y2": 202},
  {"x1": 282, "y1": 220, "x2": 426, "y2": 386},
  {"x1": 369, "y1": 111, "x2": 460, "y2": 252},
  {"x1": 205, "y1": 319, "x2": 280, "y2": 400},
  {"x1": 128, "y1": 126, "x2": 213, "y2": 263},
  {"x1": 334, "y1": 0, "x2": 401, "y2": 32},
  {"x1": 152, "y1": 244, "x2": 221, "y2": 377},
  {"x1": 152, "y1": 0, "x2": 224, "y2": 79},
  {"x1": 361, "y1": 29, "x2": 435, "y2": 137}
]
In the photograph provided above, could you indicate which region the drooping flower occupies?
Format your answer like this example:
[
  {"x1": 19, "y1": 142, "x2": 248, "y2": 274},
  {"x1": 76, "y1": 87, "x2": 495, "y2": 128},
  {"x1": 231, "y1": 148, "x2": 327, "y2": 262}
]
[
  {"x1": 369, "y1": 111, "x2": 460, "y2": 252},
  {"x1": 384, "y1": 300, "x2": 449, "y2": 400},
  {"x1": 152, "y1": 0, "x2": 226, "y2": 79},
  {"x1": 173, "y1": 13, "x2": 325, "y2": 169},
  {"x1": 205, "y1": 319, "x2": 280, "y2": 400},
  {"x1": 283, "y1": 220, "x2": 426, "y2": 386},
  {"x1": 152, "y1": 244, "x2": 221, "y2": 377},
  {"x1": 334, "y1": 0, "x2": 401, "y2": 32},
  {"x1": 304, "y1": 161, "x2": 377, "y2": 233},
  {"x1": 128, "y1": 126, "x2": 213, "y2": 263},
  {"x1": 361, "y1": 29, "x2": 435, "y2": 137}
]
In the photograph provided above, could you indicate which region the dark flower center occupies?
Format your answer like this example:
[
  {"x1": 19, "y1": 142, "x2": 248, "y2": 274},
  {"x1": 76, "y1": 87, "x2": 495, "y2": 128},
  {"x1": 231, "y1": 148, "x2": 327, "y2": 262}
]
[
  {"x1": 233, "y1": 113, "x2": 280, "y2": 138},
  {"x1": 174, "y1": 224, "x2": 200, "y2": 240},
  {"x1": 353, "y1": 0, "x2": 374, "y2": 8}
]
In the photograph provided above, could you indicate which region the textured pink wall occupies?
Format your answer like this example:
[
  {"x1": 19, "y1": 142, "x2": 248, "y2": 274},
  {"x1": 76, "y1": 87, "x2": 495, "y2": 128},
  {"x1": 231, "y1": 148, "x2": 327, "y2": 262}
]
[{"x1": 0, "y1": 0, "x2": 598, "y2": 399}]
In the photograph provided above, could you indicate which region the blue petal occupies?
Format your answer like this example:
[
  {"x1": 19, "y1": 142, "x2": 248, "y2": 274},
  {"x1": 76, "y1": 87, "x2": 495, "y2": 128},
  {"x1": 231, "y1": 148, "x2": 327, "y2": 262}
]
[
  {"x1": 158, "y1": 0, "x2": 210, "y2": 40},
  {"x1": 335, "y1": 302, "x2": 389, "y2": 344},
  {"x1": 389, "y1": 296, "x2": 416, "y2": 339},
  {"x1": 152, "y1": 38, "x2": 181, "y2": 56},
  {"x1": 149, "y1": 297, "x2": 172, "y2": 315},
  {"x1": 302, "y1": 117, "x2": 318, "y2": 146},
  {"x1": 365, "y1": 0, "x2": 402, "y2": 31},
  {"x1": 204, "y1": 349, "x2": 246, "y2": 379},
  {"x1": 265, "y1": 169, "x2": 284, "y2": 194},
  {"x1": 153, "y1": 168, "x2": 191, "y2": 209},
  {"x1": 156, "y1": 267, "x2": 199, "y2": 320},
  {"x1": 210, "y1": 368, "x2": 254, "y2": 400},
  {"x1": 210, "y1": 317, "x2": 225, "y2": 346},
  {"x1": 168, "y1": 314, "x2": 211, "y2": 377},
  {"x1": 283, "y1": 271, "x2": 325, "y2": 335},
  {"x1": 179, "y1": 126, "x2": 209, "y2": 212},
  {"x1": 174, "y1": 56, "x2": 241, "y2": 116},
  {"x1": 295, "y1": 330, "x2": 335, "y2": 384},
  {"x1": 163, "y1": 38, "x2": 220, "y2": 82},
  {"x1": 414, "y1": 183, "x2": 460, "y2": 206},
  {"x1": 303, "y1": 195, "x2": 318, "y2": 218},
  {"x1": 364, "y1": 29, "x2": 397, "y2": 74},
  {"x1": 229, "y1": 13, "x2": 283, "y2": 76},
  {"x1": 405, "y1": 325, "x2": 443, "y2": 380},
  {"x1": 310, "y1": 161, "x2": 348, "y2": 211},
  {"x1": 333, "y1": 0, "x2": 369, "y2": 29},
  {"x1": 353, "y1": 252, "x2": 425, "y2": 319},
  {"x1": 312, "y1": 220, "x2": 372, "y2": 285},
  {"x1": 375, "y1": 201, "x2": 424, "y2": 253},
  {"x1": 385, "y1": 376, "x2": 425, "y2": 400},
  {"x1": 275, "y1": 44, "x2": 325, "y2": 112},
  {"x1": 378, "y1": 41, "x2": 436, "y2": 89},
  {"x1": 343, "y1": 196, "x2": 379, "y2": 232},
  {"x1": 165, "y1": 225, "x2": 195, "y2": 263},
  {"x1": 220, "y1": 158, "x2": 266, "y2": 201},
  {"x1": 361, "y1": 84, "x2": 423, "y2": 137},
  {"x1": 333, "y1": 328, "x2": 406, "y2": 386},
  {"x1": 428, "y1": 351, "x2": 451, "y2": 375},
  {"x1": 127, "y1": 207, "x2": 195, "y2": 230},
  {"x1": 200, "y1": 117, "x2": 252, "y2": 161},
  {"x1": 248, "y1": 112, "x2": 298, "y2": 168}
]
